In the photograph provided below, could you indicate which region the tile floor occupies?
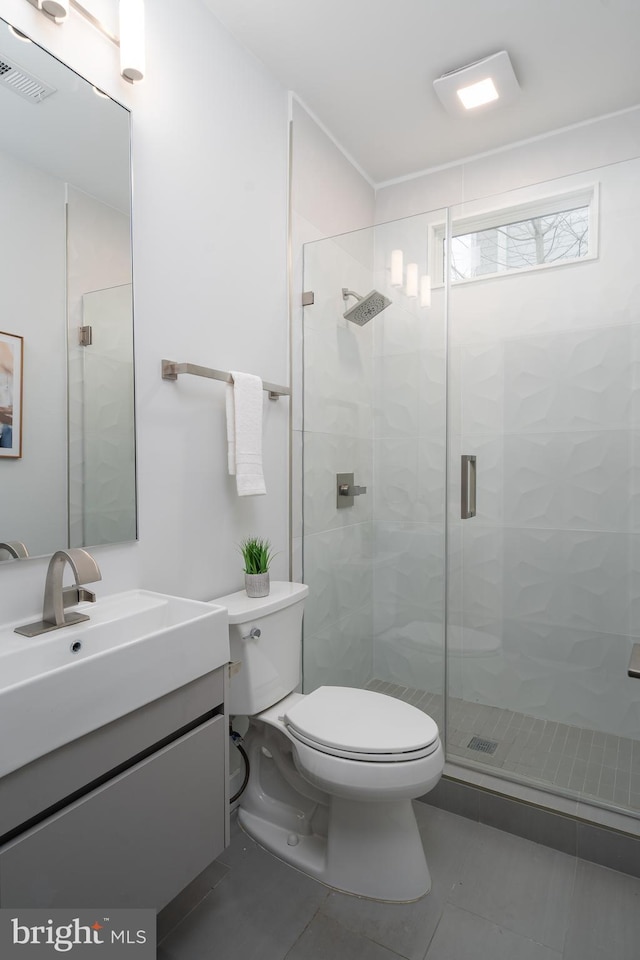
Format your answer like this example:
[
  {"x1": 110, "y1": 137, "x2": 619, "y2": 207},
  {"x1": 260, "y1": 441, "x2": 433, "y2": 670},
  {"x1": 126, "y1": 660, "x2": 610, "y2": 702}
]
[
  {"x1": 159, "y1": 802, "x2": 640, "y2": 960},
  {"x1": 366, "y1": 679, "x2": 640, "y2": 816}
]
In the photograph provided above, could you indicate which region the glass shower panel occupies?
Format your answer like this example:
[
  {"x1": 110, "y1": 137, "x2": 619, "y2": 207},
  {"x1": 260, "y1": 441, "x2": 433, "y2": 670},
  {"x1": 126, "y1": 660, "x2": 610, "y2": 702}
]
[
  {"x1": 302, "y1": 211, "x2": 448, "y2": 728},
  {"x1": 78, "y1": 284, "x2": 136, "y2": 547},
  {"x1": 447, "y1": 158, "x2": 640, "y2": 816}
]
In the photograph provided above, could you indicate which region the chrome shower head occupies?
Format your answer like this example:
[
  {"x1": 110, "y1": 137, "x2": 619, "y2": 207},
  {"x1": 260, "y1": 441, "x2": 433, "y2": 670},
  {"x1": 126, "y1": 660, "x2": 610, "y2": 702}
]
[{"x1": 342, "y1": 288, "x2": 391, "y2": 325}]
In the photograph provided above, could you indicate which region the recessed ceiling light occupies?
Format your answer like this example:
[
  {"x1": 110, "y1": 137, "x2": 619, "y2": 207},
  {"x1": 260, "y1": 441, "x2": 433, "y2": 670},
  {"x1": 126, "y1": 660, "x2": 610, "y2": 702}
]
[
  {"x1": 457, "y1": 77, "x2": 499, "y2": 110},
  {"x1": 433, "y1": 51, "x2": 520, "y2": 117}
]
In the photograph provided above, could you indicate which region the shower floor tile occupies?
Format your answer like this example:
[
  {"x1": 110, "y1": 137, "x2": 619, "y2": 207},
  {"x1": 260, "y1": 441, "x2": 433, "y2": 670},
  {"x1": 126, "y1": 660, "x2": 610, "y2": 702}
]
[{"x1": 366, "y1": 679, "x2": 640, "y2": 817}]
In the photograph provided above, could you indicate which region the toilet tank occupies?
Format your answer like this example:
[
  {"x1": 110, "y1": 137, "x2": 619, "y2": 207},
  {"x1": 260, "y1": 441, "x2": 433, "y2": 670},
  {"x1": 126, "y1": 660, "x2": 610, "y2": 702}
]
[{"x1": 213, "y1": 581, "x2": 309, "y2": 715}]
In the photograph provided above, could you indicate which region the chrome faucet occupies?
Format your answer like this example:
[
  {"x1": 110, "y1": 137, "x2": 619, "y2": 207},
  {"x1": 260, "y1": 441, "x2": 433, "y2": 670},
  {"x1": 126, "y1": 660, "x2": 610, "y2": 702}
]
[
  {"x1": 14, "y1": 548, "x2": 102, "y2": 638},
  {"x1": 0, "y1": 540, "x2": 29, "y2": 560}
]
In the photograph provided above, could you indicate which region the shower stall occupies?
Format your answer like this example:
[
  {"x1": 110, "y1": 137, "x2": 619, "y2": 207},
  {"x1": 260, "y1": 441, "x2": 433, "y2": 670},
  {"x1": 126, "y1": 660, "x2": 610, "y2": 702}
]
[{"x1": 301, "y1": 156, "x2": 640, "y2": 822}]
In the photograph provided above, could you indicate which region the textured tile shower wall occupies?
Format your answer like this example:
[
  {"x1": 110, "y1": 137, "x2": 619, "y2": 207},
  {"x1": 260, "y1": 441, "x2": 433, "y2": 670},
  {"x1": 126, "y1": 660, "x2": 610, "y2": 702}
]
[{"x1": 448, "y1": 161, "x2": 640, "y2": 738}]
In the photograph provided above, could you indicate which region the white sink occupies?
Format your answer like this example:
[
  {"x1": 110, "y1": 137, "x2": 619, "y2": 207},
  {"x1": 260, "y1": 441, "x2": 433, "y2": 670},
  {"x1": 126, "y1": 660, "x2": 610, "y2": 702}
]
[{"x1": 0, "y1": 589, "x2": 229, "y2": 779}]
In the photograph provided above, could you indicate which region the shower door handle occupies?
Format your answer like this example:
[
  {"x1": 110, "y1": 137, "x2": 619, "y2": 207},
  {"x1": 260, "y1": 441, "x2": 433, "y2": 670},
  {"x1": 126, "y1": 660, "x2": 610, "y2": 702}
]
[
  {"x1": 461, "y1": 455, "x2": 476, "y2": 519},
  {"x1": 628, "y1": 643, "x2": 640, "y2": 678}
]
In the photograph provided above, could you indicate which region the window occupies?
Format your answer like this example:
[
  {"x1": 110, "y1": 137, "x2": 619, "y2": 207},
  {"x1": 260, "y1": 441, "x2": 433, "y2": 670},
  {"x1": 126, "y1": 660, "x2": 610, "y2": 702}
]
[{"x1": 432, "y1": 186, "x2": 598, "y2": 285}]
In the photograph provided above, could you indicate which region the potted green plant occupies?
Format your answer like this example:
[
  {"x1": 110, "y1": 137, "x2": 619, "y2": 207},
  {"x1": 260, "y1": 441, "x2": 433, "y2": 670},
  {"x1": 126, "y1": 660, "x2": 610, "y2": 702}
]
[{"x1": 240, "y1": 536, "x2": 274, "y2": 598}]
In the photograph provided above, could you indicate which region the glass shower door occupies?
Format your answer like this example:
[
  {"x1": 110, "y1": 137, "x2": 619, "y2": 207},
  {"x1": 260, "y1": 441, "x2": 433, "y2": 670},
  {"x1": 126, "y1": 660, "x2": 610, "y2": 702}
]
[
  {"x1": 301, "y1": 211, "x2": 448, "y2": 729},
  {"x1": 446, "y1": 160, "x2": 640, "y2": 816}
]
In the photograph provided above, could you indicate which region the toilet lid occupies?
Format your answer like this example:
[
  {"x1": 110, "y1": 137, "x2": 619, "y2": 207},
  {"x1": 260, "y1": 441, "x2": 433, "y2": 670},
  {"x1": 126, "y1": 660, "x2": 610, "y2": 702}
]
[{"x1": 284, "y1": 686, "x2": 439, "y2": 759}]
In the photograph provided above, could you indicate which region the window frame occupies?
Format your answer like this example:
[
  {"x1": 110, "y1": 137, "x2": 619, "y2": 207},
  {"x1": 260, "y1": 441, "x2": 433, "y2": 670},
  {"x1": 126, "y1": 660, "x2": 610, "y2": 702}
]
[{"x1": 430, "y1": 184, "x2": 599, "y2": 287}]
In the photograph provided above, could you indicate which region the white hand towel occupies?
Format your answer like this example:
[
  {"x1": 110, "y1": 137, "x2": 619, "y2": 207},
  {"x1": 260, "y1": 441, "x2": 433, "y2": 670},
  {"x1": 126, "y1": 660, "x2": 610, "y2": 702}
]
[
  {"x1": 225, "y1": 382, "x2": 236, "y2": 475},
  {"x1": 225, "y1": 371, "x2": 267, "y2": 496}
]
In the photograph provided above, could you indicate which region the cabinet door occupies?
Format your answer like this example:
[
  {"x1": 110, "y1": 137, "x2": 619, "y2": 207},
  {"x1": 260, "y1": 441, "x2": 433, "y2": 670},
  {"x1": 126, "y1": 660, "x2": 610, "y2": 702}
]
[{"x1": 0, "y1": 715, "x2": 226, "y2": 909}]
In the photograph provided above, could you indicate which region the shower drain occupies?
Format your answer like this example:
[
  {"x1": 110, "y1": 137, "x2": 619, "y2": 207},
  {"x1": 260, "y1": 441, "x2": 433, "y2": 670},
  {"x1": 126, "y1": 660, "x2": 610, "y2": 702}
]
[{"x1": 467, "y1": 736, "x2": 499, "y2": 755}]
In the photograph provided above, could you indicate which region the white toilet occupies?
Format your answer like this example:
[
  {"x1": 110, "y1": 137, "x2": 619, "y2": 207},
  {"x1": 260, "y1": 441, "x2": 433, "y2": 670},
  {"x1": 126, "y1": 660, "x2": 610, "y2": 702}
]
[{"x1": 215, "y1": 581, "x2": 444, "y2": 902}]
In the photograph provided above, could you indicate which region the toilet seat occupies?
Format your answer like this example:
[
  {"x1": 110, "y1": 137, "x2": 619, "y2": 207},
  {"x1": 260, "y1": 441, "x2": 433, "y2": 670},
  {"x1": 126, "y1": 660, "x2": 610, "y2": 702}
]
[{"x1": 284, "y1": 686, "x2": 439, "y2": 763}]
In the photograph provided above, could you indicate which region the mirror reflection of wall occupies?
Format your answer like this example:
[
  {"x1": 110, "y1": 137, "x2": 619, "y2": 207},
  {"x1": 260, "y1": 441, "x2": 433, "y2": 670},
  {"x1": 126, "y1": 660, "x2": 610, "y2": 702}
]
[{"x1": 0, "y1": 16, "x2": 136, "y2": 561}]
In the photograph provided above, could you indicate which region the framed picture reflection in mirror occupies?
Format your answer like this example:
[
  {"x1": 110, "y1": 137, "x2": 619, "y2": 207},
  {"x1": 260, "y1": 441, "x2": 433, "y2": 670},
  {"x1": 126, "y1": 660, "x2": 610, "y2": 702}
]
[{"x1": 0, "y1": 331, "x2": 23, "y2": 459}]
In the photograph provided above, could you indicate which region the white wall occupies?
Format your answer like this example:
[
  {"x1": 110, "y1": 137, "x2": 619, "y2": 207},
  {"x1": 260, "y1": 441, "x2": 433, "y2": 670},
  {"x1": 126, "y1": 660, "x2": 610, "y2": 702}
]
[
  {"x1": 376, "y1": 106, "x2": 640, "y2": 221},
  {"x1": 0, "y1": 148, "x2": 67, "y2": 557},
  {"x1": 0, "y1": 0, "x2": 290, "y2": 622}
]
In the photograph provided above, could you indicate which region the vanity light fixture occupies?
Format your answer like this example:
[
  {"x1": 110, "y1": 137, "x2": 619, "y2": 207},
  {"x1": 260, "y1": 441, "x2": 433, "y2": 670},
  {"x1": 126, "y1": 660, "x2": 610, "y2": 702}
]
[
  {"x1": 41, "y1": 0, "x2": 69, "y2": 19},
  {"x1": 119, "y1": 0, "x2": 145, "y2": 84},
  {"x1": 23, "y1": 0, "x2": 146, "y2": 83},
  {"x1": 433, "y1": 51, "x2": 519, "y2": 117}
]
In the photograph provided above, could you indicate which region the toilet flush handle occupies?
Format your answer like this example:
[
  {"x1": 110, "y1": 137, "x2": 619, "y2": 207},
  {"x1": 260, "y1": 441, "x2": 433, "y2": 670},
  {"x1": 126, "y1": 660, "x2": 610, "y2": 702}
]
[{"x1": 243, "y1": 627, "x2": 261, "y2": 641}]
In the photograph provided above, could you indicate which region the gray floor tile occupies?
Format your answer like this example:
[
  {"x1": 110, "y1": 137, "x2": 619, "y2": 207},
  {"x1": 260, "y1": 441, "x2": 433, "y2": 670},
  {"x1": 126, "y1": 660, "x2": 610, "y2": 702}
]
[
  {"x1": 320, "y1": 805, "x2": 477, "y2": 960},
  {"x1": 563, "y1": 860, "x2": 640, "y2": 960},
  {"x1": 157, "y1": 859, "x2": 229, "y2": 942},
  {"x1": 176, "y1": 686, "x2": 640, "y2": 959},
  {"x1": 161, "y1": 827, "x2": 328, "y2": 960},
  {"x1": 424, "y1": 904, "x2": 562, "y2": 960},
  {"x1": 588, "y1": 743, "x2": 605, "y2": 765},
  {"x1": 448, "y1": 823, "x2": 576, "y2": 950},
  {"x1": 215, "y1": 811, "x2": 252, "y2": 867},
  {"x1": 618, "y1": 739, "x2": 633, "y2": 768},
  {"x1": 285, "y1": 914, "x2": 403, "y2": 960}
]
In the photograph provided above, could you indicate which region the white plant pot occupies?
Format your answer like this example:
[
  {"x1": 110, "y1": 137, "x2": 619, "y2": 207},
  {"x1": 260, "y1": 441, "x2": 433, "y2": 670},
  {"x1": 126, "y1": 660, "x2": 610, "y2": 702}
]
[{"x1": 245, "y1": 572, "x2": 270, "y2": 598}]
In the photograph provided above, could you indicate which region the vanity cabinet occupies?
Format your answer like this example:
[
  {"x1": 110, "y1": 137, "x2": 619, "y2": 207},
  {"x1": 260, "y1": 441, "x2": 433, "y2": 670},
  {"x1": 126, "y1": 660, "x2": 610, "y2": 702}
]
[{"x1": 0, "y1": 668, "x2": 228, "y2": 909}]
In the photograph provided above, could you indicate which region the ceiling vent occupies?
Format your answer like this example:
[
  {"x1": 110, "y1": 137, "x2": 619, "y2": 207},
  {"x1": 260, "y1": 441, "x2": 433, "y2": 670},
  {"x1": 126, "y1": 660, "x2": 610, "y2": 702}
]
[{"x1": 0, "y1": 55, "x2": 56, "y2": 104}]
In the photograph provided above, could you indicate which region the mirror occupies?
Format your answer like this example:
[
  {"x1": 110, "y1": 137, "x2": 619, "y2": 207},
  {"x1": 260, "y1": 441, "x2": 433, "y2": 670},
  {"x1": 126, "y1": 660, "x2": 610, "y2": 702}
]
[{"x1": 0, "y1": 17, "x2": 135, "y2": 561}]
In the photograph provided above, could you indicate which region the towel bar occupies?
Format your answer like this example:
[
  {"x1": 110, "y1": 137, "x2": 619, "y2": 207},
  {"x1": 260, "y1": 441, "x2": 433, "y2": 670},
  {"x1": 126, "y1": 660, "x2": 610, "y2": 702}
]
[{"x1": 161, "y1": 360, "x2": 290, "y2": 401}]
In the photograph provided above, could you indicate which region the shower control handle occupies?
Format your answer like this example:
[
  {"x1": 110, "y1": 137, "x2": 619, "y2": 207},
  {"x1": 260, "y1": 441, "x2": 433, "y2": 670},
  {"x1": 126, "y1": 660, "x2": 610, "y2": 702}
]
[
  {"x1": 336, "y1": 473, "x2": 368, "y2": 508},
  {"x1": 338, "y1": 483, "x2": 367, "y2": 497}
]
